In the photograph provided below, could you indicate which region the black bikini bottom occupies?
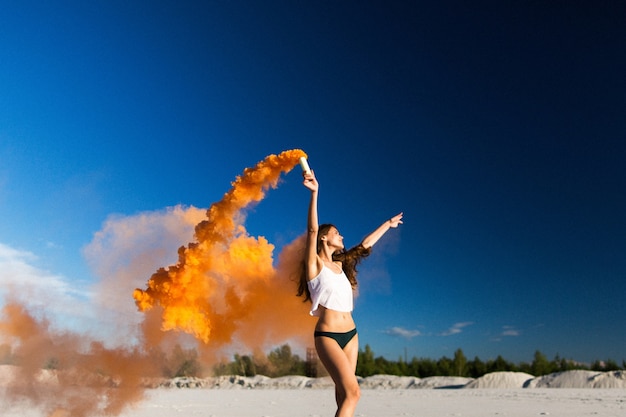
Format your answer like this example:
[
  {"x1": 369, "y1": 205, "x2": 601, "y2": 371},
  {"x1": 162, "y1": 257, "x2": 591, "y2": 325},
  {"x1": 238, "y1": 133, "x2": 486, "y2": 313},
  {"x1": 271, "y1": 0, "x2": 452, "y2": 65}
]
[{"x1": 314, "y1": 328, "x2": 357, "y2": 349}]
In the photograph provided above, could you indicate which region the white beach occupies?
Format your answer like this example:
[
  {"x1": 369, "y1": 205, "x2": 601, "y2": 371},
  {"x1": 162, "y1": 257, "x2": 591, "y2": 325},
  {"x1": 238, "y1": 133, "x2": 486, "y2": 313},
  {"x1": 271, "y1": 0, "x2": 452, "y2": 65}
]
[
  {"x1": 3, "y1": 387, "x2": 625, "y2": 417},
  {"x1": 98, "y1": 388, "x2": 626, "y2": 417},
  {"x1": 1, "y1": 369, "x2": 625, "y2": 417}
]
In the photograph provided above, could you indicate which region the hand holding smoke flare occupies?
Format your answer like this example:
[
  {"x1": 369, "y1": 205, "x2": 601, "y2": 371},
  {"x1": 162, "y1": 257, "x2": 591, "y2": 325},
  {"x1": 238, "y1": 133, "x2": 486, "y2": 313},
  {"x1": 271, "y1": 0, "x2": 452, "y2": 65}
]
[{"x1": 133, "y1": 149, "x2": 313, "y2": 347}]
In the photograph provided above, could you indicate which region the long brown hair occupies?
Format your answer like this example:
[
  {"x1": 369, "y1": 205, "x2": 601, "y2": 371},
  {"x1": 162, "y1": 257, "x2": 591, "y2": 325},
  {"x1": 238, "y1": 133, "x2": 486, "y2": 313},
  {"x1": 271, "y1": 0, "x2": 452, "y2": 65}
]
[{"x1": 296, "y1": 224, "x2": 371, "y2": 302}]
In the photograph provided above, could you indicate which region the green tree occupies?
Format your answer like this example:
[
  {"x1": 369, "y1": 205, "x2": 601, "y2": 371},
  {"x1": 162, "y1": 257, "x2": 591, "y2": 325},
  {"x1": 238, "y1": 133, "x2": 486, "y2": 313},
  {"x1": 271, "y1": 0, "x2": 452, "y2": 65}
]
[
  {"x1": 267, "y1": 344, "x2": 305, "y2": 377},
  {"x1": 406, "y1": 357, "x2": 419, "y2": 376},
  {"x1": 375, "y1": 356, "x2": 400, "y2": 375},
  {"x1": 518, "y1": 361, "x2": 532, "y2": 374},
  {"x1": 436, "y1": 356, "x2": 453, "y2": 376},
  {"x1": 234, "y1": 354, "x2": 256, "y2": 376},
  {"x1": 213, "y1": 360, "x2": 235, "y2": 376},
  {"x1": 603, "y1": 359, "x2": 620, "y2": 371},
  {"x1": 552, "y1": 354, "x2": 575, "y2": 372},
  {"x1": 453, "y1": 348, "x2": 468, "y2": 376},
  {"x1": 487, "y1": 355, "x2": 512, "y2": 373},
  {"x1": 467, "y1": 356, "x2": 486, "y2": 378},
  {"x1": 396, "y1": 356, "x2": 409, "y2": 376},
  {"x1": 591, "y1": 359, "x2": 620, "y2": 372},
  {"x1": 357, "y1": 345, "x2": 376, "y2": 377},
  {"x1": 531, "y1": 350, "x2": 552, "y2": 376},
  {"x1": 416, "y1": 357, "x2": 438, "y2": 377}
]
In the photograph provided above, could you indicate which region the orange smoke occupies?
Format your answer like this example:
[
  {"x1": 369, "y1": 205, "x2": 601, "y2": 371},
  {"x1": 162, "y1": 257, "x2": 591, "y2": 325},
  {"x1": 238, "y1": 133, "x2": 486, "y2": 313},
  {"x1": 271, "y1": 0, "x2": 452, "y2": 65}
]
[
  {"x1": 0, "y1": 150, "x2": 315, "y2": 417},
  {"x1": 133, "y1": 149, "x2": 313, "y2": 348},
  {"x1": 0, "y1": 302, "x2": 160, "y2": 417}
]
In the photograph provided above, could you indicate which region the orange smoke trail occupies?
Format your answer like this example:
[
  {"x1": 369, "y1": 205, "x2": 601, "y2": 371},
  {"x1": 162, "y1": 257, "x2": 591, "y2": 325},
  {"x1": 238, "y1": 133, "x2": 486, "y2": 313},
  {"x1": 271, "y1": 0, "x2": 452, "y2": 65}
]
[{"x1": 133, "y1": 149, "x2": 314, "y2": 349}]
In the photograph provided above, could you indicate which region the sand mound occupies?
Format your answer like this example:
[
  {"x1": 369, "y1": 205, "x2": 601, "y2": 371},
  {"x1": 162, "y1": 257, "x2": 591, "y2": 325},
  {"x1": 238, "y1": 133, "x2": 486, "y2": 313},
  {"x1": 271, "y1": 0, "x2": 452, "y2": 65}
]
[
  {"x1": 525, "y1": 370, "x2": 626, "y2": 388},
  {"x1": 256, "y1": 375, "x2": 311, "y2": 389},
  {"x1": 465, "y1": 372, "x2": 534, "y2": 389},
  {"x1": 412, "y1": 376, "x2": 473, "y2": 389},
  {"x1": 360, "y1": 375, "x2": 421, "y2": 389},
  {"x1": 303, "y1": 376, "x2": 334, "y2": 389},
  {"x1": 588, "y1": 371, "x2": 626, "y2": 388}
]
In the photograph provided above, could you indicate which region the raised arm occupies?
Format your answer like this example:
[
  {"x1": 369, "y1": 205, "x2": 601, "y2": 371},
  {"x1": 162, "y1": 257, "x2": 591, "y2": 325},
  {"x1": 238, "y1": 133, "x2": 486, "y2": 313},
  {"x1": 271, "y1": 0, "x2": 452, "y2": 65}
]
[
  {"x1": 303, "y1": 170, "x2": 322, "y2": 280},
  {"x1": 361, "y1": 212, "x2": 403, "y2": 249}
]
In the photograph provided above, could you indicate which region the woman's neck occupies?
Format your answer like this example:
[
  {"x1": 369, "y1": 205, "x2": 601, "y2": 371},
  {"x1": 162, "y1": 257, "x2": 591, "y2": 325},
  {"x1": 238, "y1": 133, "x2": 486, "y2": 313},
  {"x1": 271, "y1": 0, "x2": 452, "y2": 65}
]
[{"x1": 319, "y1": 248, "x2": 335, "y2": 263}]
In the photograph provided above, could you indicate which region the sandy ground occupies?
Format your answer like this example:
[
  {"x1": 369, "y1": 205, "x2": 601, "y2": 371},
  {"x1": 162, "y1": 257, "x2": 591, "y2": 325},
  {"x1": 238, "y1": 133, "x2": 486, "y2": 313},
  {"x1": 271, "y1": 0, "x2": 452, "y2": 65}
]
[
  {"x1": 133, "y1": 388, "x2": 626, "y2": 417},
  {"x1": 1, "y1": 370, "x2": 625, "y2": 416},
  {"x1": 2, "y1": 388, "x2": 625, "y2": 417}
]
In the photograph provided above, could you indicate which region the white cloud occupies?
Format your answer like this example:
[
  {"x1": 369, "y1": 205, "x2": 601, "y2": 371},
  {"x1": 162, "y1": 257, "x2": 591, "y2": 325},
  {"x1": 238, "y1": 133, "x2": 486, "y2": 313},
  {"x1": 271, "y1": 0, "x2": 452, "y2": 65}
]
[
  {"x1": 0, "y1": 242, "x2": 92, "y2": 325},
  {"x1": 383, "y1": 326, "x2": 422, "y2": 339},
  {"x1": 501, "y1": 325, "x2": 521, "y2": 337},
  {"x1": 439, "y1": 321, "x2": 474, "y2": 336},
  {"x1": 490, "y1": 325, "x2": 522, "y2": 342}
]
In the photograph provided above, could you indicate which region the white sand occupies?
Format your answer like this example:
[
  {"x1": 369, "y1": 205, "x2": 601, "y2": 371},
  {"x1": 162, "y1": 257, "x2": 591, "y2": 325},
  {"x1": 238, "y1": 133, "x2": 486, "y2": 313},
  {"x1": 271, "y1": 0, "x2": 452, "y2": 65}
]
[
  {"x1": 1, "y1": 369, "x2": 625, "y2": 417},
  {"x1": 465, "y1": 371, "x2": 535, "y2": 388},
  {"x1": 3, "y1": 388, "x2": 624, "y2": 417},
  {"x1": 100, "y1": 388, "x2": 626, "y2": 417}
]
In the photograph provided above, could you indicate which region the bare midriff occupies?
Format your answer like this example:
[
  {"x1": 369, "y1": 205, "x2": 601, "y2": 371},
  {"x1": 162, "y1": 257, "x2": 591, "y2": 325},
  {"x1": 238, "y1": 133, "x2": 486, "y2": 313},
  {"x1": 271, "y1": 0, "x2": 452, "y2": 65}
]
[{"x1": 315, "y1": 306, "x2": 356, "y2": 333}]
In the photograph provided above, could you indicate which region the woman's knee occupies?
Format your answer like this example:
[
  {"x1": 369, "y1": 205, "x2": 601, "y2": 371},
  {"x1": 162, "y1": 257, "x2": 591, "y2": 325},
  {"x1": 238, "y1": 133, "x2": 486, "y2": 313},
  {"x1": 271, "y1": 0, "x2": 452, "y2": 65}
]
[{"x1": 345, "y1": 382, "x2": 360, "y2": 403}]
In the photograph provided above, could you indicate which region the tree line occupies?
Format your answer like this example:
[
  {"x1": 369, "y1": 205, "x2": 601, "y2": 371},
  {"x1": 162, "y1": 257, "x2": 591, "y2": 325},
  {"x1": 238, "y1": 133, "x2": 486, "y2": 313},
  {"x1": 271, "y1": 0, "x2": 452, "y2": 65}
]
[
  {"x1": 2, "y1": 342, "x2": 623, "y2": 379},
  {"x1": 213, "y1": 344, "x2": 625, "y2": 379},
  {"x1": 355, "y1": 346, "x2": 624, "y2": 378}
]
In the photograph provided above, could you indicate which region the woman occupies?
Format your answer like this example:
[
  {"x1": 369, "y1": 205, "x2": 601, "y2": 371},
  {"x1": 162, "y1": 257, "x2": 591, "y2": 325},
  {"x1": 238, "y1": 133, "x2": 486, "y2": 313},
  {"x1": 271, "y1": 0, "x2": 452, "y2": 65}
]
[{"x1": 298, "y1": 168, "x2": 403, "y2": 417}]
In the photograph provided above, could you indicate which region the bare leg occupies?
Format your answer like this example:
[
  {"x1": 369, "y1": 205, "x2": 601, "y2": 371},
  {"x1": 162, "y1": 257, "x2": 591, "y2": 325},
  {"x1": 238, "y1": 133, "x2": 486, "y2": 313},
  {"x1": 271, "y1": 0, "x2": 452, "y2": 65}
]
[{"x1": 315, "y1": 334, "x2": 360, "y2": 417}]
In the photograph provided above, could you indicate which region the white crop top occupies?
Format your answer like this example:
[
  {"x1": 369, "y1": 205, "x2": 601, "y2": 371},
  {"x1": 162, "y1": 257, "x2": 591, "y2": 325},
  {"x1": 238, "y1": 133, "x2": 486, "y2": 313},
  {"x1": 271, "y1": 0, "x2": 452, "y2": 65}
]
[{"x1": 307, "y1": 265, "x2": 353, "y2": 316}]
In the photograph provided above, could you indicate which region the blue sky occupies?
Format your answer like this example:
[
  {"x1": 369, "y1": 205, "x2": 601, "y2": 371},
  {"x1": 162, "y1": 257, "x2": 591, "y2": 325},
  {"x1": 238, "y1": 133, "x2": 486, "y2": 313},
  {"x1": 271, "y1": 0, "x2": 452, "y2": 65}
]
[{"x1": 1, "y1": 1, "x2": 625, "y2": 365}]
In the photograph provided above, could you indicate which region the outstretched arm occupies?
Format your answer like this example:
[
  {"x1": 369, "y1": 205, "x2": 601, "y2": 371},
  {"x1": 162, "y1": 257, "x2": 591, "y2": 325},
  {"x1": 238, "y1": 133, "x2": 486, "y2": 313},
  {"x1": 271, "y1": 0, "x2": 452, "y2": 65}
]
[
  {"x1": 361, "y1": 212, "x2": 403, "y2": 249},
  {"x1": 303, "y1": 170, "x2": 322, "y2": 279}
]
